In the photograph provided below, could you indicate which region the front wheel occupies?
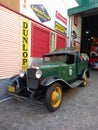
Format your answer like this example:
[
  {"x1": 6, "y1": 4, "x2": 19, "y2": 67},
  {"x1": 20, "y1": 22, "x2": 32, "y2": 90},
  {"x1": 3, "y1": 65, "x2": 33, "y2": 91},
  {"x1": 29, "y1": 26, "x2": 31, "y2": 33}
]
[{"x1": 45, "y1": 83, "x2": 62, "y2": 112}]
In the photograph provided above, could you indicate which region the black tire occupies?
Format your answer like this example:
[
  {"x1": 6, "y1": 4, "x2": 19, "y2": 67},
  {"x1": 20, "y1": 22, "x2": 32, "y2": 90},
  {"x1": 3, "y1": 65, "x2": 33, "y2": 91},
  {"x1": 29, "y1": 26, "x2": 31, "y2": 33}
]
[
  {"x1": 45, "y1": 83, "x2": 62, "y2": 112},
  {"x1": 82, "y1": 74, "x2": 87, "y2": 87}
]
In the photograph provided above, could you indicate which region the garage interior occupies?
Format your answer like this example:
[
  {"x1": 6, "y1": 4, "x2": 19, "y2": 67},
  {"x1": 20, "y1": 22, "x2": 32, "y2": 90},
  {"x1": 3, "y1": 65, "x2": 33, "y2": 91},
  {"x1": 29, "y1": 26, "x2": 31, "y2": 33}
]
[{"x1": 81, "y1": 14, "x2": 98, "y2": 56}]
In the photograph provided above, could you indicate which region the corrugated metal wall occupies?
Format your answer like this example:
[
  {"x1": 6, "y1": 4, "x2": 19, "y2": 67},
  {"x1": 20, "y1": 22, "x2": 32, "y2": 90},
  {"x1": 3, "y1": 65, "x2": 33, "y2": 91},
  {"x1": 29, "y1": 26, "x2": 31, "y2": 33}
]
[
  {"x1": 0, "y1": 6, "x2": 20, "y2": 78},
  {"x1": 0, "y1": 0, "x2": 20, "y2": 12}
]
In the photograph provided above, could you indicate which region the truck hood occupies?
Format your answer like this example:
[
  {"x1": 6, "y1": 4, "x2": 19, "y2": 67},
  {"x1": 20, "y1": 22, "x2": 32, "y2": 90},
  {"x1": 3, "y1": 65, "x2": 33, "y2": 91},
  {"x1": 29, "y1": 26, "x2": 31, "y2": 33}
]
[{"x1": 38, "y1": 63, "x2": 61, "y2": 79}]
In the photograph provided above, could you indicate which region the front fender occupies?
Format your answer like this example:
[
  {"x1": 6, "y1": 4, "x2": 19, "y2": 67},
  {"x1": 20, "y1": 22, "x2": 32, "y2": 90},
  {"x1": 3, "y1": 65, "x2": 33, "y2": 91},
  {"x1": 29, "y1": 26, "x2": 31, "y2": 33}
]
[
  {"x1": 40, "y1": 76, "x2": 72, "y2": 88},
  {"x1": 10, "y1": 75, "x2": 20, "y2": 87},
  {"x1": 41, "y1": 77, "x2": 58, "y2": 86},
  {"x1": 10, "y1": 74, "x2": 27, "y2": 88}
]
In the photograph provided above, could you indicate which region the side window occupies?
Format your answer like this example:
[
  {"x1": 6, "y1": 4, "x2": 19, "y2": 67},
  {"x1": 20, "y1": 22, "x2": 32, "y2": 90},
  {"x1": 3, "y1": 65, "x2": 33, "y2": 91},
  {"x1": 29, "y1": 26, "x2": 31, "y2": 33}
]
[{"x1": 66, "y1": 55, "x2": 75, "y2": 64}]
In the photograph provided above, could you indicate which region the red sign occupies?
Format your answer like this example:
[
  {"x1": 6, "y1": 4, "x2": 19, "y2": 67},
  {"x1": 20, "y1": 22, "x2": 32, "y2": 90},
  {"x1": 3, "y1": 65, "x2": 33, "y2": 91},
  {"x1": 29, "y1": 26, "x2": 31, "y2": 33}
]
[
  {"x1": 74, "y1": 16, "x2": 78, "y2": 26},
  {"x1": 56, "y1": 11, "x2": 67, "y2": 25}
]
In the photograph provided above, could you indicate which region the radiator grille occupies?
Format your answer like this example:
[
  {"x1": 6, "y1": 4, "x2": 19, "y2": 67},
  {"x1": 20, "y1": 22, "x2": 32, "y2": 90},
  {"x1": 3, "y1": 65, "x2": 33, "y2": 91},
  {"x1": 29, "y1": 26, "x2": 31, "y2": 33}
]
[{"x1": 27, "y1": 68, "x2": 39, "y2": 89}]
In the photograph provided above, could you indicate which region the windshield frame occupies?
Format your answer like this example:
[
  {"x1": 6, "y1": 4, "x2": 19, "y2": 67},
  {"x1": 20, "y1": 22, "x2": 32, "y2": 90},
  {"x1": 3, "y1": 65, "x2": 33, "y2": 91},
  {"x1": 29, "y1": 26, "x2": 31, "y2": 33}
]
[{"x1": 43, "y1": 54, "x2": 66, "y2": 63}]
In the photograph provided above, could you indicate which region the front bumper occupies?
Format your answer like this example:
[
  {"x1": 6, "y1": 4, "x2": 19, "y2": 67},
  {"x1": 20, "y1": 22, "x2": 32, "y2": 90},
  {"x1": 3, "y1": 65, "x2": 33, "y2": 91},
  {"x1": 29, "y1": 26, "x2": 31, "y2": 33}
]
[{"x1": 7, "y1": 90, "x2": 44, "y2": 105}]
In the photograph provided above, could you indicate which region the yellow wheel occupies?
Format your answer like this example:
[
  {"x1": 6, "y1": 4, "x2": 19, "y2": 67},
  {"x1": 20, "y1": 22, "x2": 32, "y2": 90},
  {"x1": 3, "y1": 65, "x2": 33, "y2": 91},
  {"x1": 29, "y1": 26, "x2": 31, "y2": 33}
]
[
  {"x1": 45, "y1": 83, "x2": 62, "y2": 112},
  {"x1": 83, "y1": 74, "x2": 87, "y2": 87}
]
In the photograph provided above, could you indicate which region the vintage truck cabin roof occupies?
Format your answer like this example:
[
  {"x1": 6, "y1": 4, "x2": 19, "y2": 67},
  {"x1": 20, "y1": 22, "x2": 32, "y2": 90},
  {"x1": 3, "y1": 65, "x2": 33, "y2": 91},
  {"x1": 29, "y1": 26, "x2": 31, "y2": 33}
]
[{"x1": 43, "y1": 49, "x2": 77, "y2": 57}]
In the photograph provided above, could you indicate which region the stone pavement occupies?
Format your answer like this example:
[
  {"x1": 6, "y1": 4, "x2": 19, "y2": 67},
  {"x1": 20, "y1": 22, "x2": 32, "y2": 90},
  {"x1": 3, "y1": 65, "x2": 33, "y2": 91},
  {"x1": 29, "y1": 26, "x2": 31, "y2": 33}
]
[
  {"x1": 0, "y1": 78, "x2": 11, "y2": 99},
  {"x1": 0, "y1": 70, "x2": 98, "y2": 130}
]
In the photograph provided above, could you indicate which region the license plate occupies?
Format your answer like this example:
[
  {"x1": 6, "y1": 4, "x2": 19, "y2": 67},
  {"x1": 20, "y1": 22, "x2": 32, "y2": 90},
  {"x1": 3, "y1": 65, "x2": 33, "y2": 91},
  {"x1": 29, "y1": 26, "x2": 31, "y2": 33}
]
[{"x1": 8, "y1": 86, "x2": 15, "y2": 93}]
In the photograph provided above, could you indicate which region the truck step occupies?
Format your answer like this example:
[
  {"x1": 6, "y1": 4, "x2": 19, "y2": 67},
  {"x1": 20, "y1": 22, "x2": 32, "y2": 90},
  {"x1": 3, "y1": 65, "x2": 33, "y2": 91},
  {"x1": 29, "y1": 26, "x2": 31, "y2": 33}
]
[{"x1": 70, "y1": 80, "x2": 83, "y2": 88}]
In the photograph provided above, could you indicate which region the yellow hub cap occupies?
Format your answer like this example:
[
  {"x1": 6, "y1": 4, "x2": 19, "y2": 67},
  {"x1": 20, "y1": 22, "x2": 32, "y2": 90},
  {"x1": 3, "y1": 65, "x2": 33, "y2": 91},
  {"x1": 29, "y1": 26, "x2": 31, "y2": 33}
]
[
  {"x1": 51, "y1": 86, "x2": 62, "y2": 108},
  {"x1": 84, "y1": 75, "x2": 87, "y2": 86}
]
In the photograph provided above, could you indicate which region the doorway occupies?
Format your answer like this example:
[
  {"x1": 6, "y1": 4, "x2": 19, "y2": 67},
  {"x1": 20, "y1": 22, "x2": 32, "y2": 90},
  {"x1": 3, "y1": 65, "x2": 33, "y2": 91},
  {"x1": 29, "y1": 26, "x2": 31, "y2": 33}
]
[
  {"x1": 81, "y1": 15, "x2": 98, "y2": 56},
  {"x1": 81, "y1": 15, "x2": 98, "y2": 68}
]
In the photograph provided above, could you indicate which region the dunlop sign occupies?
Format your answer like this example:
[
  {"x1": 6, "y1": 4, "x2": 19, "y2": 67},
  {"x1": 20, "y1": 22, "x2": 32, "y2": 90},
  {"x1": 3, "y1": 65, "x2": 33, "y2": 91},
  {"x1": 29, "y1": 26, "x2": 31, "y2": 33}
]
[{"x1": 22, "y1": 19, "x2": 29, "y2": 71}]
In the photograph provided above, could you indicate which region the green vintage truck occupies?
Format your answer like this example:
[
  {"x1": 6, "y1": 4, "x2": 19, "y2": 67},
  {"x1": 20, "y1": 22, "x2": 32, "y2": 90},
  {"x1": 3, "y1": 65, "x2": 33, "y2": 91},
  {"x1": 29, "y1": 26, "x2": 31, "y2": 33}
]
[{"x1": 8, "y1": 49, "x2": 90, "y2": 112}]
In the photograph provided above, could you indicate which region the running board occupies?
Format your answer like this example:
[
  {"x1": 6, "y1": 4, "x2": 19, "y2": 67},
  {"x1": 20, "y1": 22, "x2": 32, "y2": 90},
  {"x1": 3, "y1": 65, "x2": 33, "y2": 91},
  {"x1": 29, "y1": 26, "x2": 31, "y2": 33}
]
[{"x1": 70, "y1": 80, "x2": 83, "y2": 88}]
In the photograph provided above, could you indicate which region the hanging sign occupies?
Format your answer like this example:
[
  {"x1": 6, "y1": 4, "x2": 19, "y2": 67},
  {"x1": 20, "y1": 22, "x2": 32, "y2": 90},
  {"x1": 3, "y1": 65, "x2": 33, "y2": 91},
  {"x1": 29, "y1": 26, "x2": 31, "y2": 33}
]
[
  {"x1": 54, "y1": 21, "x2": 67, "y2": 35},
  {"x1": 31, "y1": 4, "x2": 51, "y2": 22},
  {"x1": 56, "y1": 11, "x2": 67, "y2": 25}
]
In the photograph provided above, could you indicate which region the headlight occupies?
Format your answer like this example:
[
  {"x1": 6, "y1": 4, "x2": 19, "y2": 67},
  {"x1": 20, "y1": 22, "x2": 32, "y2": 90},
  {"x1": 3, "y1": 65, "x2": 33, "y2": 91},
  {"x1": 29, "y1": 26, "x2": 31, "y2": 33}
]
[
  {"x1": 35, "y1": 69, "x2": 42, "y2": 79},
  {"x1": 19, "y1": 71, "x2": 25, "y2": 77}
]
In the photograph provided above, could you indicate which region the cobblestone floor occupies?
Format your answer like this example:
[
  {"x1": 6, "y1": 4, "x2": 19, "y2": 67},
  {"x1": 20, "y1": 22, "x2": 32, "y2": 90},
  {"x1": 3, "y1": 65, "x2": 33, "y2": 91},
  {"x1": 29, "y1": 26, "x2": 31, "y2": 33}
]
[{"x1": 0, "y1": 70, "x2": 98, "y2": 130}]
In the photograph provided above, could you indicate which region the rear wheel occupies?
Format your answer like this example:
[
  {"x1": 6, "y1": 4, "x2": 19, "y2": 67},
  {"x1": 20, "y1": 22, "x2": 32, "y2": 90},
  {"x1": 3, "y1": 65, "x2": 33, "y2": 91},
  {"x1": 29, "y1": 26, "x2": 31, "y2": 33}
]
[
  {"x1": 83, "y1": 74, "x2": 87, "y2": 87},
  {"x1": 45, "y1": 83, "x2": 62, "y2": 112}
]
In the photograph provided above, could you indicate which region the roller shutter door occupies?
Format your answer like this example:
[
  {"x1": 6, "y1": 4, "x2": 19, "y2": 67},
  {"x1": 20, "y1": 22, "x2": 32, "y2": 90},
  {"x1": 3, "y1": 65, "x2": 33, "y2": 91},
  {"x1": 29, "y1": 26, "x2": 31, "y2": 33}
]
[
  {"x1": 56, "y1": 35, "x2": 66, "y2": 49},
  {"x1": 0, "y1": 6, "x2": 20, "y2": 78},
  {"x1": 31, "y1": 23, "x2": 50, "y2": 57}
]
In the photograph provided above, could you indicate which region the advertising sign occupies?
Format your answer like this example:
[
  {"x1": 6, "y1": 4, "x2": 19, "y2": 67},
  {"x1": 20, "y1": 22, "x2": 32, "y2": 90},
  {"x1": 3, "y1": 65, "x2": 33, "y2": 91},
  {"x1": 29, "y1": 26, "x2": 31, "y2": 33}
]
[
  {"x1": 31, "y1": 4, "x2": 51, "y2": 22},
  {"x1": 22, "y1": 18, "x2": 29, "y2": 71},
  {"x1": 50, "y1": 33, "x2": 55, "y2": 51},
  {"x1": 54, "y1": 21, "x2": 67, "y2": 35},
  {"x1": 56, "y1": 11, "x2": 67, "y2": 25}
]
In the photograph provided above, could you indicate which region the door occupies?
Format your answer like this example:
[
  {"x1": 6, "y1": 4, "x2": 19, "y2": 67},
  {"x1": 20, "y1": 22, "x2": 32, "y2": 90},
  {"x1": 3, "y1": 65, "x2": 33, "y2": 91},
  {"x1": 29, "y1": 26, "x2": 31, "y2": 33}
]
[
  {"x1": 60, "y1": 54, "x2": 76, "y2": 81},
  {"x1": 31, "y1": 23, "x2": 50, "y2": 57},
  {"x1": 65, "y1": 54, "x2": 76, "y2": 81}
]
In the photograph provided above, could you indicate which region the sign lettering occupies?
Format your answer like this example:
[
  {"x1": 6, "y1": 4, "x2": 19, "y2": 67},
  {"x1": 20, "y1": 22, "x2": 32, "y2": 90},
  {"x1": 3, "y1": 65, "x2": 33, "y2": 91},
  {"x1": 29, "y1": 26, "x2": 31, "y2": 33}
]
[
  {"x1": 31, "y1": 4, "x2": 51, "y2": 22},
  {"x1": 56, "y1": 11, "x2": 67, "y2": 25},
  {"x1": 22, "y1": 19, "x2": 29, "y2": 71},
  {"x1": 54, "y1": 21, "x2": 67, "y2": 35}
]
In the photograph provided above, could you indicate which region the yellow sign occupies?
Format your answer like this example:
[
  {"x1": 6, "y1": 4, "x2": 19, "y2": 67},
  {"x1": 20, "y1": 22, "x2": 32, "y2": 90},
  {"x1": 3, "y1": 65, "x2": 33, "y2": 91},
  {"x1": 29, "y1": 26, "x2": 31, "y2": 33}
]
[
  {"x1": 51, "y1": 33, "x2": 55, "y2": 52},
  {"x1": 22, "y1": 18, "x2": 29, "y2": 71},
  {"x1": 54, "y1": 21, "x2": 67, "y2": 35}
]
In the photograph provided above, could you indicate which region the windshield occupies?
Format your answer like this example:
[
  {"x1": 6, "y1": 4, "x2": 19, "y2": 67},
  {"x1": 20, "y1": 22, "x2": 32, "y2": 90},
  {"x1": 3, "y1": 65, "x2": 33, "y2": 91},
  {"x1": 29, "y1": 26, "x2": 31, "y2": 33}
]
[{"x1": 43, "y1": 55, "x2": 65, "y2": 62}]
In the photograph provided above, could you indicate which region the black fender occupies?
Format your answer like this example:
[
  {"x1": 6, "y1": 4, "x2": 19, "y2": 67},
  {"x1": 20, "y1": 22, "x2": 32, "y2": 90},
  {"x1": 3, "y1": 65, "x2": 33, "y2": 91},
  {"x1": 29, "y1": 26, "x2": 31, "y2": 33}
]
[
  {"x1": 81, "y1": 68, "x2": 90, "y2": 79},
  {"x1": 10, "y1": 74, "x2": 27, "y2": 88},
  {"x1": 40, "y1": 76, "x2": 72, "y2": 88},
  {"x1": 10, "y1": 74, "x2": 20, "y2": 87}
]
